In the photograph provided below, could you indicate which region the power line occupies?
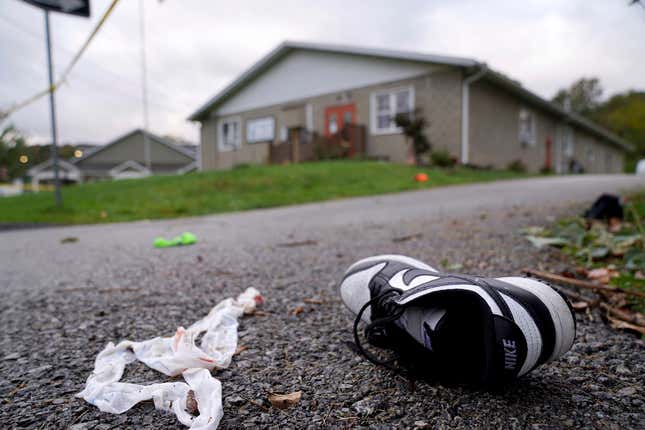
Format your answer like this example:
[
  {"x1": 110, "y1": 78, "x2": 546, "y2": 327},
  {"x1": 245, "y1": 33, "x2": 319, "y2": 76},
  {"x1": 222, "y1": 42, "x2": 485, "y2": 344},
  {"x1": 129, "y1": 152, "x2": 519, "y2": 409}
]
[
  {"x1": 0, "y1": 0, "x2": 123, "y2": 120},
  {"x1": 0, "y1": 0, "x2": 195, "y2": 120},
  {"x1": 1, "y1": 12, "x2": 198, "y2": 112},
  {"x1": 3, "y1": 59, "x2": 193, "y2": 115}
]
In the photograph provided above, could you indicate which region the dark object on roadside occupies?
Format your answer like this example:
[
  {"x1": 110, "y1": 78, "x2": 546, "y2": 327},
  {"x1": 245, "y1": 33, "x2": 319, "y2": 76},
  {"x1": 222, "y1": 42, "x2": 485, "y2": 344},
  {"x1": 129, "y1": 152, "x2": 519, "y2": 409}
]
[
  {"x1": 60, "y1": 236, "x2": 79, "y2": 244},
  {"x1": 569, "y1": 159, "x2": 585, "y2": 174},
  {"x1": 584, "y1": 194, "x2": 623, "y2": 220}
]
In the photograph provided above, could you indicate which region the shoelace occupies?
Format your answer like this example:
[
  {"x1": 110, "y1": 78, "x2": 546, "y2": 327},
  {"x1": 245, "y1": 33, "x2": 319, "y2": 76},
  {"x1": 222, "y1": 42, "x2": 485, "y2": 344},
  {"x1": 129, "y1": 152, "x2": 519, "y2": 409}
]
[
  {"x1": 352, "y1": 289, "x2": 406, "y2": 371},
  {"x1": 351, "y1": 271, "x2": 502, "y2": 373}
]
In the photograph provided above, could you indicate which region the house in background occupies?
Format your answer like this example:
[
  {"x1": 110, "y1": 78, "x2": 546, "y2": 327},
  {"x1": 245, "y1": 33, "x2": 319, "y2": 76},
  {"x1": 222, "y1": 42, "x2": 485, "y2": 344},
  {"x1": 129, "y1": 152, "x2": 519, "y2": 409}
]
[
  {"x1": 189, "y1": 41, "x2": 632, "y2": 173},
  {"x1": 28, "y1": 129, "x2": 197, "y2": 189}
]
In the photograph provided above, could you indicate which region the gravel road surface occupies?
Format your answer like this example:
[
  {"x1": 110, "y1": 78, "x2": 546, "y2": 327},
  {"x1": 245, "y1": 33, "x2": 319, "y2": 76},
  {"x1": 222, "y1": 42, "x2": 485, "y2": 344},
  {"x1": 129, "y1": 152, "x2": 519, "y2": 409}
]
[{"x1": 1, "y1": 175, "x2": 644, "y2": 429}]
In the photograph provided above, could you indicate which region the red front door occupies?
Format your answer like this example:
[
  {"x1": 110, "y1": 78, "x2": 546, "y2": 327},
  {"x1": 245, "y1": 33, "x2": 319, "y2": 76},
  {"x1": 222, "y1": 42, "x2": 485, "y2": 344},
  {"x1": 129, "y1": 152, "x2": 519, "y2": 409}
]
[{"x1": 325, "y1": 104, "x2": 356, "y2": 137}]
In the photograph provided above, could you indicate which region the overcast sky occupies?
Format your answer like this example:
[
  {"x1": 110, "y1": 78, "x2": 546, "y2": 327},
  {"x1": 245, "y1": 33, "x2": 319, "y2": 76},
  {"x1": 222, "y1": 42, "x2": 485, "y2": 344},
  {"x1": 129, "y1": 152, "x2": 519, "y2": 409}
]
[{"x1": 0, "y1": 0, "x2": 643, "y2": 145}]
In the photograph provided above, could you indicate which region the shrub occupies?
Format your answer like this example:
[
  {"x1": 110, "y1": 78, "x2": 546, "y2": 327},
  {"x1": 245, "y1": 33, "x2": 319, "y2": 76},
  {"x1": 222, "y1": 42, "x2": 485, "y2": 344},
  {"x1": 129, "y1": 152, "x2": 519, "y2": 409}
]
[
  {"x1": 430, "y1": 149, "x2": 455, "y2": 167},
  {"x1": 507, "y1": 159, "x2": 527, "y2": 173},
  {"x1": 393, "y1": 110, "x2": 431, "y2": 166},
  {"x1": 540, "y1": 165, "x2": 553, "y2": 174},
  {"x1": 314, "y1": 141, "x2": 347, "y2": 160}
]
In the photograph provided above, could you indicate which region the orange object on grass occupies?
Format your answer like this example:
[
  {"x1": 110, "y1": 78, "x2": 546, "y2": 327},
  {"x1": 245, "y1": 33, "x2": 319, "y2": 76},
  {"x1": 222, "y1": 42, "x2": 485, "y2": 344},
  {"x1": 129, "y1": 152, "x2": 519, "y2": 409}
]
[{"x1": 415, "y1": 173, "x2": 429, "y2": 182}]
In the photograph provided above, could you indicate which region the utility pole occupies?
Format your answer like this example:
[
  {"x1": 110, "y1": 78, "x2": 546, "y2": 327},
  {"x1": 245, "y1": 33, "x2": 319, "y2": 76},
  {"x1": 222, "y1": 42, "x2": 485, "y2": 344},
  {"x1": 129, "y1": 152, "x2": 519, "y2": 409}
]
[
  {"x1": 44, "y1": 10, "x2": 62, "y2": 207},
  {"x1": 139, "y1": 0, "x2": 151, "y2": 169},
  {"x1": 20, "y1": 1, "x2": 91, "y2": 205}
]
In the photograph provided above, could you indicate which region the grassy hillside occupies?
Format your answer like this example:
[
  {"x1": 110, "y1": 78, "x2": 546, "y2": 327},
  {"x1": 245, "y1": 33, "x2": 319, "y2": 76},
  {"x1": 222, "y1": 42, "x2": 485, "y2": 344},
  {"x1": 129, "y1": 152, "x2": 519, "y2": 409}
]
[{"x1": 0, "y1": 161, "x2": 529, "y2": 225}]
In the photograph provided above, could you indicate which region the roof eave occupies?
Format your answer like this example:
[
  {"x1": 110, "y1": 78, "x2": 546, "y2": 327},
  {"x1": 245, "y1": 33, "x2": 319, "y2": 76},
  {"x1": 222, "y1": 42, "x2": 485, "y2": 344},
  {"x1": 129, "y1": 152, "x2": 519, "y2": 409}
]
[{"x1": 187, "y1": 41, "x2": 478, "y2": 121}]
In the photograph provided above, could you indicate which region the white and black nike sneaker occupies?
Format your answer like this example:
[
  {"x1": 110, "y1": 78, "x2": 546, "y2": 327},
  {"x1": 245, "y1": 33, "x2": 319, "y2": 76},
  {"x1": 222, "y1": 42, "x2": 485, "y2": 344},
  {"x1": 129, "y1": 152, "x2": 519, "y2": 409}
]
[{"x1": 340, "y1": 254, "x2": 576, "y2": 387}]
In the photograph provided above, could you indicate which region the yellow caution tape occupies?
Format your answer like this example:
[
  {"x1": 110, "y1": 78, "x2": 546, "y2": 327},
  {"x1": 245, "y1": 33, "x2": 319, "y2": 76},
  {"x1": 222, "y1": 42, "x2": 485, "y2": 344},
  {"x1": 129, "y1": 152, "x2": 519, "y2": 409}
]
[{"x1": 0, "y1": 0, "x2": 121, "y2": 121}]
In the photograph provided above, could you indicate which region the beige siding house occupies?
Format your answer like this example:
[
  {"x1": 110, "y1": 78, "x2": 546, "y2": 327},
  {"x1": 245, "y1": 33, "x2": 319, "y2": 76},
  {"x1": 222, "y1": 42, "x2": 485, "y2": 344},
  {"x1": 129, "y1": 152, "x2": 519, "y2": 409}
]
[{"x1": 189, "y1": 41, "x2": 632, "y2": 173}]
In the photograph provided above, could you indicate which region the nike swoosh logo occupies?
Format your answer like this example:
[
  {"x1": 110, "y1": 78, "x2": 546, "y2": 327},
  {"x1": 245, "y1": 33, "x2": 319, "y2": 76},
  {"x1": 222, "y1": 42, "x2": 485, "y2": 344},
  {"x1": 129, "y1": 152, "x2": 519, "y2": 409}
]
[{"x1": 388, "y1": 269, "x2": 439, "y2": 291}]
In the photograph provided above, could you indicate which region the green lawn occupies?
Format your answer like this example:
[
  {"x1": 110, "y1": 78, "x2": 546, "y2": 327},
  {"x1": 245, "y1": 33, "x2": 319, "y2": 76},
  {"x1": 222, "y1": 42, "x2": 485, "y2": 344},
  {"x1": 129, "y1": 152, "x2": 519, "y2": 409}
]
[{"x1": 0, "y1": 161, "x2": 529, "y2": 225}]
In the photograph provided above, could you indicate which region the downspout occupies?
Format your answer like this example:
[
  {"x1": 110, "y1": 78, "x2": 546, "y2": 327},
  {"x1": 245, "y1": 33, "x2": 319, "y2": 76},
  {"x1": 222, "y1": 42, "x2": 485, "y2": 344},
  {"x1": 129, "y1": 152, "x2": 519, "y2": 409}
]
[{"x1": 461, "y1": 64, "x2": 488, "y2": 165}]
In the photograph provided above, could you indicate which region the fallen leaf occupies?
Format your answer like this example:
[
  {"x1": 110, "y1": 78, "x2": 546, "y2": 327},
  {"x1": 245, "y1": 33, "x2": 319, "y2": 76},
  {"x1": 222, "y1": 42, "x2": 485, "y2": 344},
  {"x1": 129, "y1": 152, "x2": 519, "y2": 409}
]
[
  {"x1": 607, "y1": 293, "x2": 628, "y2": 308},
  {"x1": 268, "y1": 391, "x2": 302, "y2": 409},
  {"x1": 571, "y1": 301, "x2": 589, "y2": 311},
  {"x1": 525, "y1": 236, "x2": 569, "y2": 249},
  {"x1": 589, "y1": 247, "x2": 610, "y2": 259},
  {"x1": 290, "y1": 306, "x2": 305, "y2": 316},
  {"x1": 277, "y1": 240, "x2": 318, "y2": 248},
  {"x1": 60, "y1": 237, "x2": 78, "y2": 244},
  {"x1": 624, "y1": 249, "x2": 645, "y2": 271},
  {"x1": 252, "y1": 310, "x2": 270, "y2": 317},
  {"x1": 303, "y1": 298, "x2": 324, "y2": 305},
  {"x1": 520, "y1": 226, "x2": 544, "y2": 236},
  {"x1": 587, "y1": 267, "x2": 619, "y2": 285},
  {"x1": 608, "y1": 217, "x2": 622, "y2": 233},
  {"x1": 587, "y1": 268, "x2": 609, "y2": 280},
  {"x1": 234, "y1": 345, "x2": 249, "y2": 355},
  {"x1": 575, "y1": 267, "x2": 589, "y2": 277},
  {"x1": 392, "y1": 233, "x2": 423, "y2": 243}
]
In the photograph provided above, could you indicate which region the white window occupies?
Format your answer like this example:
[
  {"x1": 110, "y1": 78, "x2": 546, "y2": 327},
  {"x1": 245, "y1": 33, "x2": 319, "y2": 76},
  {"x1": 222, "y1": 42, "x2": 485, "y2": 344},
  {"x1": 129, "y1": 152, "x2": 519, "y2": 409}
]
[
  {"x1": 279, "y1": 126, "x2": 288, "y2": 142},
  {"x1": 370, "y1": 87, "x2": 414, "y2": 134},
  {"x1": 246, "y1": 117, "x2": 275, "y2": 143},
  {"x1": 218, "y1": 117, "x2": 241, "y2": 151},
  {"x1": 586, "y1": 143, "x2": 594, "y2": 162},
  {"x1": 518, "y1": 109, "x2": 536, "y2": 146},
  {"x1": 305, "y1": 103, "x2": 314, "y2": 132},
  {"x1": 605, "y1": 153, "x2": 613, "y2": 171},
  {"x1": 563, "y1": 126, "x2": 574, "y2": 157},
  {"x1": 328, "y1": 113, "x2": 338, "y2": 134}
]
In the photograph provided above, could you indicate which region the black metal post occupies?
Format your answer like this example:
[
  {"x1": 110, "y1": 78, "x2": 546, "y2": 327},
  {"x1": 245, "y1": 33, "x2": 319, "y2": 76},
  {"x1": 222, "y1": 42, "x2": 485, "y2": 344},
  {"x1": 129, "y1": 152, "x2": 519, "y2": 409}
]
[{"x1": 44, "y1": 10, "x2": 62, "y2": 207}]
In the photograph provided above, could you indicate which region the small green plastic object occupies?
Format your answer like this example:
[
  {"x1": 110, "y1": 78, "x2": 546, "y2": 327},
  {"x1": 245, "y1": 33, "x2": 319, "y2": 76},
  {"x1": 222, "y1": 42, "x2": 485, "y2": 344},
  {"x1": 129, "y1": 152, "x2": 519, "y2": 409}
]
[{"x1": 154, "y1": 232, "x2": 197, "y2": 248}]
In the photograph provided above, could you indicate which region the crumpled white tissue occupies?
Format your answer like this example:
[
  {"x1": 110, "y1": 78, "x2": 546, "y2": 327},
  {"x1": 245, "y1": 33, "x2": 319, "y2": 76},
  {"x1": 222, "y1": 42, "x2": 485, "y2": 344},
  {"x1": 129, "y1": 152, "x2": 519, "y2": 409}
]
[{"x1": 77, "y1": 287, "x2": 262, "y2": 430}]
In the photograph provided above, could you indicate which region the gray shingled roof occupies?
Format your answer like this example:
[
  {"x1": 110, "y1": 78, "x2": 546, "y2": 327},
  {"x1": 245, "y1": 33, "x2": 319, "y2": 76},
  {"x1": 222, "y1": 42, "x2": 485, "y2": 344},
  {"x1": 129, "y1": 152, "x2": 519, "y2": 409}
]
[{"x1": 73, "y1": 129, "x2": 196, "y2": 165}]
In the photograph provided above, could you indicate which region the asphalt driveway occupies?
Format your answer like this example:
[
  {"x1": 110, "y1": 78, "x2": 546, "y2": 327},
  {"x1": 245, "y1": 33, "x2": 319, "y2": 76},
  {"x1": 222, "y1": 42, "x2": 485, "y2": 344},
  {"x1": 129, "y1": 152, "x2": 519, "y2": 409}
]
[{"x1": 1, "y1": 174, "x2": 643, "y2": 429}]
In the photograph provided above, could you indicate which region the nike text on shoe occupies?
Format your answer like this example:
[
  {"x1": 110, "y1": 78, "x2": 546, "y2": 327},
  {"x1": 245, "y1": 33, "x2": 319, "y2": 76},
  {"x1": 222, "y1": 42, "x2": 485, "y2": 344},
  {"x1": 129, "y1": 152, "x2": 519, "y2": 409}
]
[{"x1": 339, "y1": 255, "x2": 576, "y2": 387}]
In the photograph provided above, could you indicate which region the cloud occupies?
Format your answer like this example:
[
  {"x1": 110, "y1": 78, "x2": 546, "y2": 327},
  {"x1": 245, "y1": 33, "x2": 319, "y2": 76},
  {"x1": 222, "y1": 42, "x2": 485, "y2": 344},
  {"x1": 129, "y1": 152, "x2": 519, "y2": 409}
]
[{"x1": 0, "y1": 0, "x2": 643, "y2": 145}]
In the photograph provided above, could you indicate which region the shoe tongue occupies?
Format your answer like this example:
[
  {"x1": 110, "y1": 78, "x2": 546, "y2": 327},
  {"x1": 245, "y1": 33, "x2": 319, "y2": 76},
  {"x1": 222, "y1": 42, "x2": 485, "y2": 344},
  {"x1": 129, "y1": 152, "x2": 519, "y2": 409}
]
[{"x1": 398, "y1": 306, "x2": 448, "y2": 351}]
